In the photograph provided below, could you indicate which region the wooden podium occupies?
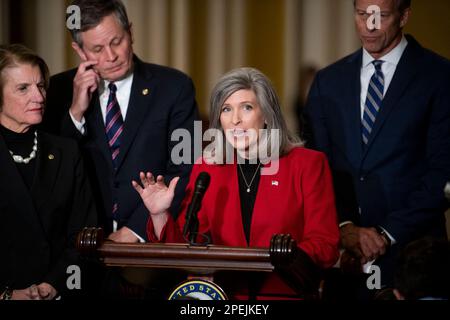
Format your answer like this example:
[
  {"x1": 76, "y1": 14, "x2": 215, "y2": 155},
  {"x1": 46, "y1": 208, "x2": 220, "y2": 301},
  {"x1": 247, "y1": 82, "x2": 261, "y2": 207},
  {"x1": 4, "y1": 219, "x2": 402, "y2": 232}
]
[{"x1": 77, "y1": 227, "x2": 320, "y2": 299}]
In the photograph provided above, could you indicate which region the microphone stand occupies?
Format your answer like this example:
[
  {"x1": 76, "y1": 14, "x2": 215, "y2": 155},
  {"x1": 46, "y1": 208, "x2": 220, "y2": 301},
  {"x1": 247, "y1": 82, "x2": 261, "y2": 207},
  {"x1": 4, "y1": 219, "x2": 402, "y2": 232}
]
[{"x1": 188, "y1": 210, "x2": 199, "y2": 244}]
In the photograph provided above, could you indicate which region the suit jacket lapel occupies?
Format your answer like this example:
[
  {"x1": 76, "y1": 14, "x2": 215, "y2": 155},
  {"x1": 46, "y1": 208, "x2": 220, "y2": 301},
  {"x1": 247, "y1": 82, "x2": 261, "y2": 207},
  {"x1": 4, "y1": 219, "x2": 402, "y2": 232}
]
[
  {"x1": 362, "y1": 37, "x2": 422, "y2": 159},
  {"x1": 115, "y1": 59, "x2": 154, "y2": 170},
  {"x1": 343, "y1": 51, "x2": 364, "y2": 166},
  {"x1": 88, "y1": 92, "x2": 114, "y2": 172},
  {"x1": 31, "y1": 131, "x2": 61, "y2": 213}
]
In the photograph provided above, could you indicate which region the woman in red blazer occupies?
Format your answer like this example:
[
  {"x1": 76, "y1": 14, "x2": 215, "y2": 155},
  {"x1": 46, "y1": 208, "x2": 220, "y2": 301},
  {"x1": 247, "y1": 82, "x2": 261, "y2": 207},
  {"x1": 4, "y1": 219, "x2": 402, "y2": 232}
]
[{"x1": 133, "y1": 67, "x2": 339, "y2": 299}]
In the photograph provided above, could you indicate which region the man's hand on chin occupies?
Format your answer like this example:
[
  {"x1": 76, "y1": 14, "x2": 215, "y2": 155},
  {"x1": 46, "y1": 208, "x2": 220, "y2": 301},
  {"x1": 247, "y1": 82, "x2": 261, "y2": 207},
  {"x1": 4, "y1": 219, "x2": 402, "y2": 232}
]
[{"x1": 108, "y1": 226, "x2": 139, "y2": 243}]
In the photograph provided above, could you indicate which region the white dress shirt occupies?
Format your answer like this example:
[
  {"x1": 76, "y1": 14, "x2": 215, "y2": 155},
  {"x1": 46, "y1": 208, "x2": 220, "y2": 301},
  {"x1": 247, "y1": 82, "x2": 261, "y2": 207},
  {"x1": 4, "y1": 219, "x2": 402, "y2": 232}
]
[
  {"x1": 360, "y1": 35, "x2": 408, "y2": 119},
  {"x1": 99, "y1": 75, "x2": 134, "y2": 123}
]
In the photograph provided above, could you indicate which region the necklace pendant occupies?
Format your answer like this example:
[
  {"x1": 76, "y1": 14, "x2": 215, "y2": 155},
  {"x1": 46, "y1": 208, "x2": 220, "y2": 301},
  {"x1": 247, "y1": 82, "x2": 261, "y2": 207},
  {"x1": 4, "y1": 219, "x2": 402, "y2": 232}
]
[{"x1": 246, "y1": 188, "x2": 250, "y2": 193}]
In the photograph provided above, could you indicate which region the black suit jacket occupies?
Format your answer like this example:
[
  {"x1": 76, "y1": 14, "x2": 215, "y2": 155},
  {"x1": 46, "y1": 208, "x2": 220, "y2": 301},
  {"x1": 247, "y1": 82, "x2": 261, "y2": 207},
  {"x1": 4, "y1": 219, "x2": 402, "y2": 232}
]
[
  {"x1": 42, "y1": 56, "x2": 199, "y2": 239},
  {"x1": 0, "y1": 131, "x2": 96, "y2": 294},
  {"x1": 304, "y1": 35, "x2": 450, "y2": 283}
]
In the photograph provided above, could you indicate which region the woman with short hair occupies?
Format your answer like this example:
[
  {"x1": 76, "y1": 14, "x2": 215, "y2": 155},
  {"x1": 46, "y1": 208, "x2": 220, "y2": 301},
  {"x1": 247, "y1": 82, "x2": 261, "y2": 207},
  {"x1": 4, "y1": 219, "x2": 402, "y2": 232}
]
[{"x1": 0, "y1": 44, "x2": 96, "y2": 300}]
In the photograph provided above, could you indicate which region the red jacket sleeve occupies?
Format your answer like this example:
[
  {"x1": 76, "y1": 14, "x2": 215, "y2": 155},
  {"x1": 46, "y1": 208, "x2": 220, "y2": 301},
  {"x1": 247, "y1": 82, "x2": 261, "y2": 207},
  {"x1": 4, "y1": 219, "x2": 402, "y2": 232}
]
[
  {"x1": 298, "y1": 152, "x2": 340, "y2": 269},
  {"x1": 146, "y1": 162, "x2": 201, "y2": 243}
]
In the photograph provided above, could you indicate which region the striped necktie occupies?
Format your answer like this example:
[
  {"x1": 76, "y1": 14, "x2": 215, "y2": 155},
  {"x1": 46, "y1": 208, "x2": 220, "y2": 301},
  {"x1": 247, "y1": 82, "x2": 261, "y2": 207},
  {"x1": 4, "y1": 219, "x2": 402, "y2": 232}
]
[
  {"x1": 105, "y1": 83, "x2": 124, "y2": 169},
  {"x1": 362, "y1": 60, "x2": 384, "y2": 145}
]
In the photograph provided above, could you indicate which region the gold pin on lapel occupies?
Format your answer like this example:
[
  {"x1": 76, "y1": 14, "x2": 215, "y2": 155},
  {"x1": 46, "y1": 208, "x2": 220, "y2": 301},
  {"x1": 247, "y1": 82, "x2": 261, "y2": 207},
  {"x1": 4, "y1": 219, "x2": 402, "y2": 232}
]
[
  {"x1": 48, "y1": 154, "x2": 55, "y2": 160},
  {"x1": 142, "y1": 88, "x2": 149, "y2": 96}
]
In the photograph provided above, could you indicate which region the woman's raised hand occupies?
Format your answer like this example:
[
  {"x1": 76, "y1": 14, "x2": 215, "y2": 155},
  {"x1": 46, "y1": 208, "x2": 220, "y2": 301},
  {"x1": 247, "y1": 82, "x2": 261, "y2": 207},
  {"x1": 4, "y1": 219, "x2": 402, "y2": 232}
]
[{"x1": 132, "y1": 172, "x2": 179, "y2": 216}]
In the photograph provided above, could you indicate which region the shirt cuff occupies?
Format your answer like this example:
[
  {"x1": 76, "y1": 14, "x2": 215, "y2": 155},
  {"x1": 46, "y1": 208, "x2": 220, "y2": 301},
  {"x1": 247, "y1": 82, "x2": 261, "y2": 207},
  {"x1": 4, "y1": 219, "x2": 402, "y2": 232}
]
[
  {"x1": 339, "y1": 221, "x2": 353, "y2": 228},
  {"x1": 130, "y1": 230, "x2": 146, "y2": 243},
  {"x1": 69, "y1": 110, "x2": 86, "y2": 135},
  {"x1": 362, "y1": 259, "x2": 376, "y2": 274},
  {"x1": 379, "y1": 226, "x2": 396, "y2": 245}
]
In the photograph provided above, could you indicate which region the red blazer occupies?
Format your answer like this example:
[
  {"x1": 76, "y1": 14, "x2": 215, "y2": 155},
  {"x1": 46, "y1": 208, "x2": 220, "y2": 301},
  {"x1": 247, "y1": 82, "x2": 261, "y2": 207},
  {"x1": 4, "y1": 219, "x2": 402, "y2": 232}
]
[{"x1": 147, "y1": 147, "x2": 339, "y2": 298}]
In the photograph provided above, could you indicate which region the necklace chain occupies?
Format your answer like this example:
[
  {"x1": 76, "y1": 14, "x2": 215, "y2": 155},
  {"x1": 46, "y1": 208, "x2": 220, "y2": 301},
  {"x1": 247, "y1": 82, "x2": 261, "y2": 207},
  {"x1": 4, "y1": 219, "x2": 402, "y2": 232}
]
[
  {"x1": 9, "y1": 131, "x2": 38, "y2": 164},
  {"x1": 238, "y1": 162, "x2": 262, "y2": 193}
]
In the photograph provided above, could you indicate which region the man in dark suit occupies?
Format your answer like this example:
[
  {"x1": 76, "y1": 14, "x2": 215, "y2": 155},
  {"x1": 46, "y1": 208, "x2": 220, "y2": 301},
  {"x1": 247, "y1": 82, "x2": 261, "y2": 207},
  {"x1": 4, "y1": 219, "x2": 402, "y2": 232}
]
[
  {"x1": 42, "y1": 0, "x2": 198, "y2": 244},
  {"x1": 304, "y1": 0, "x2": 450, "y2": 294}
]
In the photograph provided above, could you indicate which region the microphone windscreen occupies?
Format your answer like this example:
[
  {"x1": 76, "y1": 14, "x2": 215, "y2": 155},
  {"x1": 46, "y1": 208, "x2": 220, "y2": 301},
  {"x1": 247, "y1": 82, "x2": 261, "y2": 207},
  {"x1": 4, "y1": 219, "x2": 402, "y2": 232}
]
[{"x1": 195, "y1": 171, "x2": 210, "y2": 191}]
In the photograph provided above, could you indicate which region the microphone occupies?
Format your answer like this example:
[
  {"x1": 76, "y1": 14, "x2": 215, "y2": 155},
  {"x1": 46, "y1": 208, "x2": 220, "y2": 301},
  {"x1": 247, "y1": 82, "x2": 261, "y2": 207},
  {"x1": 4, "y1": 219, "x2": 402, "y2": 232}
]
[{"x1": 183, "y1": 171, "x2": 210, "y2": 243}]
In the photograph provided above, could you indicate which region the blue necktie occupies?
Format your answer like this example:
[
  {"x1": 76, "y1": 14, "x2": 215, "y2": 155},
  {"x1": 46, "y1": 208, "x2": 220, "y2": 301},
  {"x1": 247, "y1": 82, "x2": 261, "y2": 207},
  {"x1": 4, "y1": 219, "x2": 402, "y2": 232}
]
[
  {"x1": 105, "y1": 83, "x2": 124, "y2": 169},
  {"x1": 362, "y1": 60, "x2": 384, "y2": 145}
]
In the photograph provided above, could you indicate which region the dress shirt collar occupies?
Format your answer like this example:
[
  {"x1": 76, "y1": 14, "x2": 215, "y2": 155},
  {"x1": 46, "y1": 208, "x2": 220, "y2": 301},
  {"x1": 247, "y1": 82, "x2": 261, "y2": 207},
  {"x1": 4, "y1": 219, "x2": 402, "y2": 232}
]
[
  {"x1": 362, "y1": 35, "x2": 408, "y2": 68},
  {"x1": 99, "y1": 69, "x2": 134, "y2": 96}
]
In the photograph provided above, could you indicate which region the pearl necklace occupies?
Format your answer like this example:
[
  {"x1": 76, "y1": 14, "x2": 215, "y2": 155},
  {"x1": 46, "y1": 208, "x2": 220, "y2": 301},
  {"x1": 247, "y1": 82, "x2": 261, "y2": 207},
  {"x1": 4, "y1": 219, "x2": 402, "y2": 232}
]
[{"x1": 9, "y1": 131, "x2": 38, "y2": 164}]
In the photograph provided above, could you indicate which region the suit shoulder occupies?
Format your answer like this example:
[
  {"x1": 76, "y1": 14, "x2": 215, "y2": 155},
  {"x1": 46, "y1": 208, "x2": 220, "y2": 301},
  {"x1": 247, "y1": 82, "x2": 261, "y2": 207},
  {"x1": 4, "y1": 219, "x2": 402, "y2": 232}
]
[
  {"x1": 39, "y1": 131, "x2": 79, "y2": 153},
  {"x1": 141, "y1": 62, "x2": 192, "y2": 83},
  {"x1": 50, "y1": 68, "x2": 78, "y2": 83},
  {"x1": 317, "y1": 49, "x2": 361, "y2": 77},
  {"x1": 421, "y1": 48, "x2": 450, "y2": 73}
]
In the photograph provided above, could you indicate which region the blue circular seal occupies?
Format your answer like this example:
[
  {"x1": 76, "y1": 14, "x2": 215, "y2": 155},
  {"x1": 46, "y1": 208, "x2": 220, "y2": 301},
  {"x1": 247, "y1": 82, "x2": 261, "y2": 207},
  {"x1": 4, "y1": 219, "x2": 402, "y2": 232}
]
[{"x1": 168, "y1": 279, "x2": 228, "y2": 300}]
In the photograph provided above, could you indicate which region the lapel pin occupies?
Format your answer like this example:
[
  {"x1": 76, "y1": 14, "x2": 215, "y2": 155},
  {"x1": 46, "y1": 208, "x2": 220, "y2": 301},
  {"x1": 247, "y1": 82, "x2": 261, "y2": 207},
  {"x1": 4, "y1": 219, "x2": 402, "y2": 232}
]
[
  {"x1": 48, "y1": 154, "x2": 55, "y2": 160},
  {"x1": 142, "y1": 88, "x2": 149, "y2": 96},
  {"x1": 271, "y1": 180, "x2": 279, "y2": 186}
]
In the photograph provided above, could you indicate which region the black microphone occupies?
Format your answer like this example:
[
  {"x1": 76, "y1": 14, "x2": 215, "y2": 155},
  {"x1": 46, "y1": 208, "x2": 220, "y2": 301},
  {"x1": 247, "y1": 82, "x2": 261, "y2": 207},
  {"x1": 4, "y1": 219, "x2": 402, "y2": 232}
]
[{"x1": 183, "y1": 172, "x2": 210, "y2": 243}]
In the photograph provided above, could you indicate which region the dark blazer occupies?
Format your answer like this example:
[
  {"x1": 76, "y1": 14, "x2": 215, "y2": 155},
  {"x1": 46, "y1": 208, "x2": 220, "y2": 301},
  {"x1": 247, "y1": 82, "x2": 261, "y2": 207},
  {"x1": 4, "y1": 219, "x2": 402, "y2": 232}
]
[
  {"x1": 0, "y1": 131, "x2": 96, "y2": 294},
  {"x1": 42, "y1": 56, "x2": 198, "y2": 239},
  {"x1": 304, "y1": 35, "x2": 450, "y2": 283}
]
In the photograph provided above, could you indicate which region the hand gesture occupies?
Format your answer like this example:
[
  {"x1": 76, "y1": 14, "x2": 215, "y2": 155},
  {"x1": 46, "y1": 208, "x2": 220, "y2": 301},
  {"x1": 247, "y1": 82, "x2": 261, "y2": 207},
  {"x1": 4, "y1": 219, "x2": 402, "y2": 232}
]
[
  {"x1": 70, "y1": 60, "x2": 100, "y2": 121},
  {"x1": 132, "y1": 172, "x2": 179, "y2": 216}
]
